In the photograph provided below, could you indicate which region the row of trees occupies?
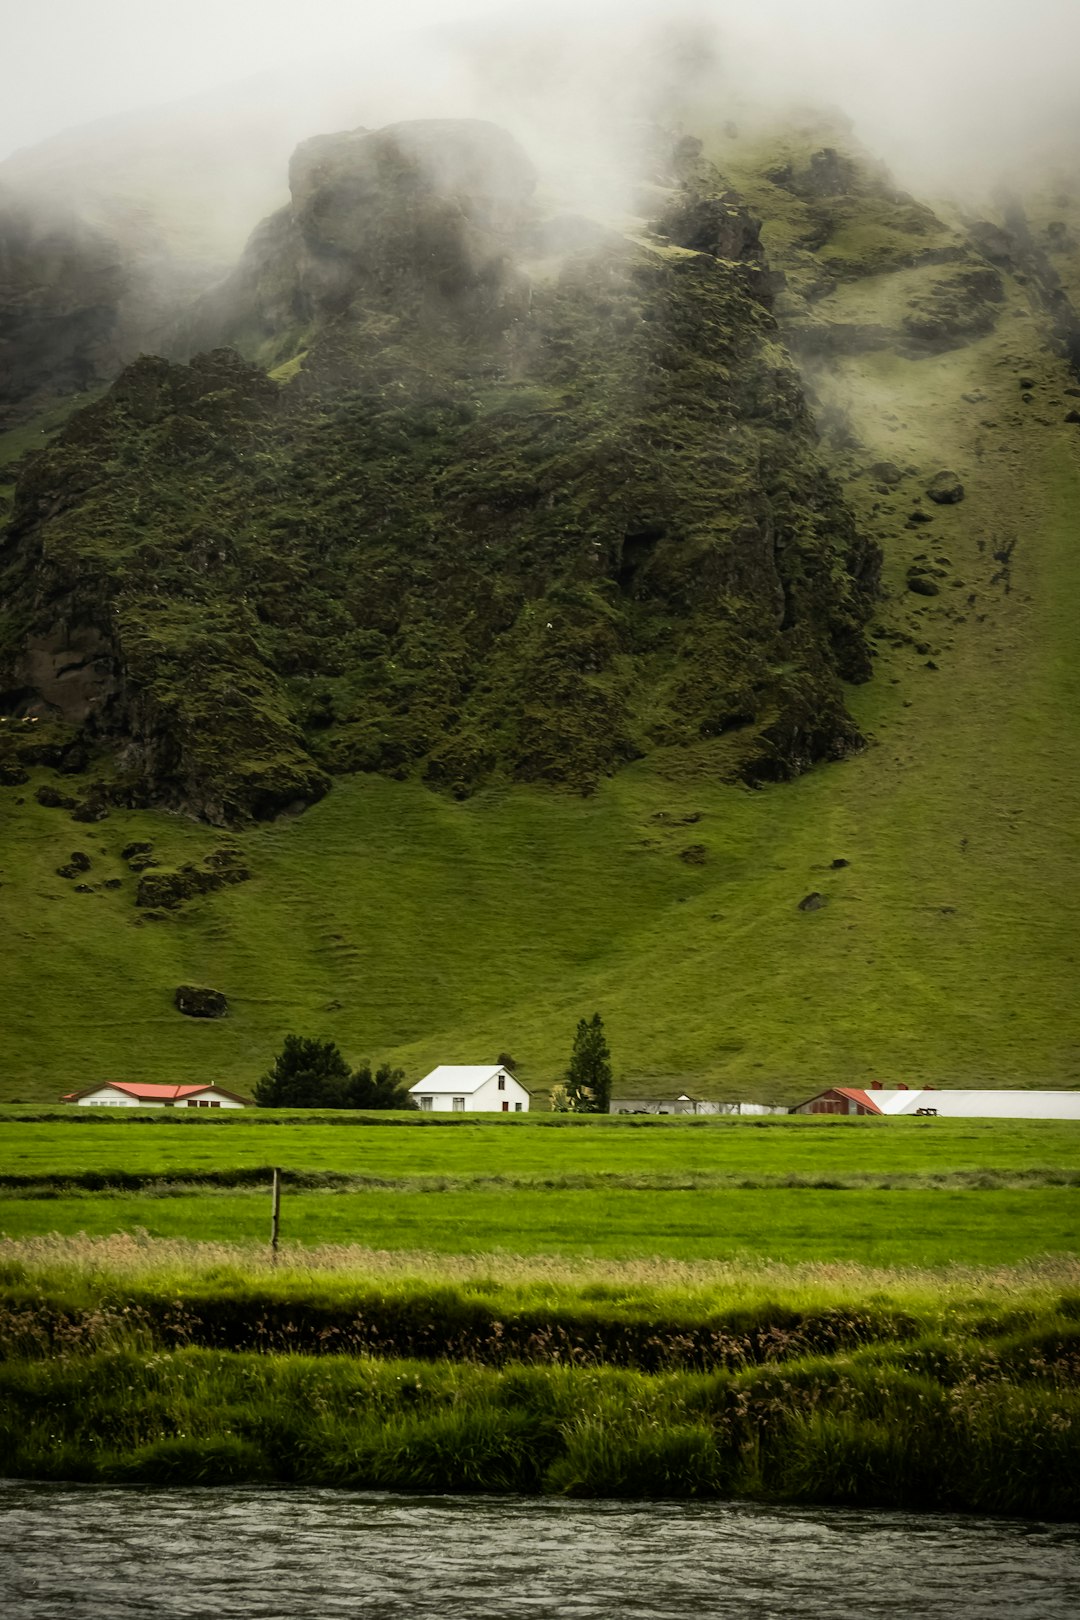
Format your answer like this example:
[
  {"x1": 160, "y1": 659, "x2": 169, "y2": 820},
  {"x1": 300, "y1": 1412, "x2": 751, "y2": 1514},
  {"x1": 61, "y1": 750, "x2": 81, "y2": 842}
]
[
  {"x1": 253, "y1": 1036, "x2": 415, "y2": 1109},
  {"x1": 252, "y1": 1015, "x2": 614, "y2": 1111}
]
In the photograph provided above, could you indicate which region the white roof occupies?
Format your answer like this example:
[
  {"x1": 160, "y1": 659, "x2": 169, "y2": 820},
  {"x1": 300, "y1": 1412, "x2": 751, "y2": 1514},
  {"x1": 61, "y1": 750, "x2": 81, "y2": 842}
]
[
  {"x1": 872, "y1": 1089, "x2": 1080, "y2": 1120},
  {"x1": 410, "y1": 1065, "x2": 513, "y2": 1095}
]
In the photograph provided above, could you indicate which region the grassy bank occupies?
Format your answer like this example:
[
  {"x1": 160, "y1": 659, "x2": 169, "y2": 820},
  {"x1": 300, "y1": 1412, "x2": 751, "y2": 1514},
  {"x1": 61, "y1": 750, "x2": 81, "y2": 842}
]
[{"x1": 2, "y1": 1240, "x2": 1077, "y2": 1517}]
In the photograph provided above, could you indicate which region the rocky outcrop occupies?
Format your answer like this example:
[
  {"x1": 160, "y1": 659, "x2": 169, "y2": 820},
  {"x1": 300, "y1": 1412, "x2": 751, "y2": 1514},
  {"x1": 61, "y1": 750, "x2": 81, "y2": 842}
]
[
  {"x1": 173, "y1": 985, "x2": 229, "y2": 1018},
  {"x1": 1, "y1": 119, "x2": 880, "y2": 813},
  {"x1": 136, "y1": 850, "x2": 250, "y2": 911},
  {"x1": 902, "y1": 267, "x2": 1004, "y2": 352},
  {"x1": 183, "y1": 120, "x2": 538, "y2": 359}
]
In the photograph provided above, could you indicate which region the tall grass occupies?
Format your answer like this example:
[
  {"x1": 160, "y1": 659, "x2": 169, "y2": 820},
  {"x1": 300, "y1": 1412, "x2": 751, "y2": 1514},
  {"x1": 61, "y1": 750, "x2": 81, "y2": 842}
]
[
  {"x1": 1, "y1": 1337, "x2": 1076, "y2": 1517},
  {"x1": 3, "y1": 1237, "x2": 1077, "y2": 1514}
]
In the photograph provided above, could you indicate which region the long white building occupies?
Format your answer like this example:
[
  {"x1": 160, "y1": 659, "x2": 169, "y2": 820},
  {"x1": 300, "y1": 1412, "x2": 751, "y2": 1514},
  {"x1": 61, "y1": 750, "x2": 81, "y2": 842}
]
[{"x1": 792, "y1": 1086, "x2": 1080, "y2": 1120}]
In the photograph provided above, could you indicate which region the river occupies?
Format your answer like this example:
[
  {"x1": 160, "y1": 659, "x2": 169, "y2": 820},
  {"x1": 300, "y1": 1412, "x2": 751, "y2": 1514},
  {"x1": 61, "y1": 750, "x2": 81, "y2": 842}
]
[{"x1": 2, "y1": 1483, "x2": 1078, "y2": 1618}]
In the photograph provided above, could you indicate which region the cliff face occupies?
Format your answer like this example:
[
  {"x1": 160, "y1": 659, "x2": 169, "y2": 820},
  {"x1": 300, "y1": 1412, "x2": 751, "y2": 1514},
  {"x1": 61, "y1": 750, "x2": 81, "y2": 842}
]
[{"x1": 0, "y1": 119, "x2": 878, "y2": 821}]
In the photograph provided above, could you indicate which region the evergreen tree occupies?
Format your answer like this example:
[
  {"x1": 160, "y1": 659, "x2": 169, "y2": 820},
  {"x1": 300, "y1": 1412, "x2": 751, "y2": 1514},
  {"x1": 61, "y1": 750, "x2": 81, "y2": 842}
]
[
  {"x1": 565, "y1": 1013, "x2": 612, "y2": 1114},
  {"x1": 347, "y1": 1062, "x2": 416, "y2": 1110},
  {"x1": 253, "y1": 1035, "x2": 352, "y2": 1108}
]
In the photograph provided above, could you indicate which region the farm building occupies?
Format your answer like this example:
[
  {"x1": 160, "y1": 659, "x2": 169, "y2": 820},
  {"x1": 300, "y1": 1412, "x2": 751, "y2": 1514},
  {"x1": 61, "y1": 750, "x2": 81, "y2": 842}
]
[
  {"x1": 409, "y1": 1065, "x2": 530, "y2": 1113},
  {"x1": 792, "y1": 1084, "x2": 1080, "y2": 1120},
  {"x1": 61, "y1": 1081, "x2": 250, "y2": 1109},
  {"x1": 611, "y1": 1095, "x2": 786, "y2": 1115}
]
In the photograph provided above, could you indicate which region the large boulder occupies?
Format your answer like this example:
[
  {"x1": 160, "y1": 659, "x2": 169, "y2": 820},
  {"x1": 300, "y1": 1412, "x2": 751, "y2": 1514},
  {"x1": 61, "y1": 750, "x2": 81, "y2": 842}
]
[
  {"x1": 173, "y1": 985, "x2": 229, "y2": 1018},
  {"x1": 926, "y1": 471, "x2": 965, "y2": 505}
]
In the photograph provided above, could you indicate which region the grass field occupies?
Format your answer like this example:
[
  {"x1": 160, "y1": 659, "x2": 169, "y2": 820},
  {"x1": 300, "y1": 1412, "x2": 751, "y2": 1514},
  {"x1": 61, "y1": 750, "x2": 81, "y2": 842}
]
[
  {"x1": 2, "y1": 1185, "x2": 1076, "y2": 1266},
  {"x1": 1, "y1": 1114, "x2": 1076, "y2": 1266},
  {"x1": 2, "y1": 1113, "x2": 1078, "y2": 1179}
]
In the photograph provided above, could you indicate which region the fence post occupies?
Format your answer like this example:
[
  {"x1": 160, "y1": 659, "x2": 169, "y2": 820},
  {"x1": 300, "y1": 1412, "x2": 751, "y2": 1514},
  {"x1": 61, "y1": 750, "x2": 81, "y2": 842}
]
[{"x1": 270, "y1": 1167, "x2": 281, "y2": 1262}]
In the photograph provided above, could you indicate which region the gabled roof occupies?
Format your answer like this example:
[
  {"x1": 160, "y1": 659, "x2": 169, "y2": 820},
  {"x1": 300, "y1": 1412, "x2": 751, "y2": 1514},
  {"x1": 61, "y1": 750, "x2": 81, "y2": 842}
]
[
  {"x1": 832, "y1": 1087, "x2": 883, "y2": 1114},
  {"x1": 410, "y1": 1065, "x2": 517, "y2": 1095},
  {"x1": 61, "y1": 1081, "x2": 249, "y2": 1104}
]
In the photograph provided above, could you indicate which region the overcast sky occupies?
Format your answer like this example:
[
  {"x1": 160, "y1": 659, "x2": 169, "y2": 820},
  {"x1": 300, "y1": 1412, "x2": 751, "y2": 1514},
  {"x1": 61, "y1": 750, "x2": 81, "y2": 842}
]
[{"x1": 6, "y1": 1, "x2": 1080, "y2": 180}]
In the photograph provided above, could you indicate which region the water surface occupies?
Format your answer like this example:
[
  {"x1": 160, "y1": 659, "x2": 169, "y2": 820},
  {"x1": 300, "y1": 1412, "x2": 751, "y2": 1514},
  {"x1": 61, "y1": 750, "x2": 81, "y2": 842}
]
[{"x1": 2, "y1": 1483, "x2": 1078, "y2": 1619}]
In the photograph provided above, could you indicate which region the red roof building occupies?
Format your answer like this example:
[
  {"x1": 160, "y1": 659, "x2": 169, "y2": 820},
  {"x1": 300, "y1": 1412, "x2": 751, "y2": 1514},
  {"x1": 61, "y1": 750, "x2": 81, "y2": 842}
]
[{"x1": 61, "y1": 1081, "x2": 250, "y2": 1108}]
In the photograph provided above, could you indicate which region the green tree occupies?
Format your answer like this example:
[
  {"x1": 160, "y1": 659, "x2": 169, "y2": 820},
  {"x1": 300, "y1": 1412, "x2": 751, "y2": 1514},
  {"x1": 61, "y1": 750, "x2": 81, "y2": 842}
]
[
  {"x1": 347, "y1": 1062, "x2": 416, "y2": 1110},
  {"x1": 565, "y1": 1013, "x2": 612, "y2": 1113},
  {"x1": 253, "y1": 1035, "x2": 352, "y2": 1108}
]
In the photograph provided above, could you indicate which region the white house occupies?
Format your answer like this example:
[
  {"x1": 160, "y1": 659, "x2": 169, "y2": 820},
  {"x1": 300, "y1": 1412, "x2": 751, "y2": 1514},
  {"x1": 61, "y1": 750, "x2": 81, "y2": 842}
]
[
  {"x1": 611, "y1": 1094, "x2": 786, "y2": 1115},
  {"x1": 791, "y1": 1085, "x2": 1080, "y2": 1120},
  {"x1": 409, "y1": 1065, "x2": 530, "y2": 1113},
  {"x1": 61, "y1": 1081, "x2": 250, "y2": 1109}
]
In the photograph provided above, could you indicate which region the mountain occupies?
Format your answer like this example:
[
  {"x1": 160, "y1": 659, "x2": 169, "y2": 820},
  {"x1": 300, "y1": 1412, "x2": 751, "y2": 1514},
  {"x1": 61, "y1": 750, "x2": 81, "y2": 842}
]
[
  {"x1": 0, "y1": 117, "x2": 878, "y2": 818},
  {"x1": 1, "y1": 99, "x2": 1079, "y2": 1103}
]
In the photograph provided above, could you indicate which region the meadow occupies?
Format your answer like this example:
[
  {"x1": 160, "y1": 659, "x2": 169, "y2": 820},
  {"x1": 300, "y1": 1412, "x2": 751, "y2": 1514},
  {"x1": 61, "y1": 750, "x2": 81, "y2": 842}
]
[
  {"x1": 1, "y1": 1184, "x2": 1076, "y2": 1267},
  {"x1": 2, "y1": 1111, "x2": 1078, "y2": 1180},
  {"x1": 1, "y1": 1113, "x2": 1076, "y2": 1266}
]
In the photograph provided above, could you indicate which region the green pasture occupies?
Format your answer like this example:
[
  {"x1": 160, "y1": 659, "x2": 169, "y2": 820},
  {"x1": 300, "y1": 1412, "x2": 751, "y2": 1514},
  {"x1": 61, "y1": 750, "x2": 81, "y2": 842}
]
[
  {"x1": 2, "y1": 1184, "x2": 1076, "y2": 1266},
  {"x1": 1, "y1": 1113, "x2": 1078, "y2": 1182}
]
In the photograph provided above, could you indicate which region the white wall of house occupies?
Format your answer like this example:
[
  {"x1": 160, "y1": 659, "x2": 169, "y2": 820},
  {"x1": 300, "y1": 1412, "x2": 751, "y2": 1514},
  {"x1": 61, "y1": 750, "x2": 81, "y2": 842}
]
[
  {"x1": 73, "y1": 1087, "x2": 162, "y2": 1107},
  {"x1": 174, "y1": 1092, "x2": 246, "y2": 1109},
  {"x1": 415, "y1": 1072, "x2": 530, "y2": 1113}
]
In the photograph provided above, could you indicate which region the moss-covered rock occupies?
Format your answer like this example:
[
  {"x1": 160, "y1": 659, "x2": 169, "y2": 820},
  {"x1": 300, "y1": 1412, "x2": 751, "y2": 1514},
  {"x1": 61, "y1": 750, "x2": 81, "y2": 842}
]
[{"x1": 173, "y1": 985, "x2": 229, "y2": 1018}]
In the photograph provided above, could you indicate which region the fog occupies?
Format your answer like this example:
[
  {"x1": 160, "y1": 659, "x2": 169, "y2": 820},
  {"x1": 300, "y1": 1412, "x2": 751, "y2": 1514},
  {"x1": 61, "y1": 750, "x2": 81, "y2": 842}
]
[{"x1": 5, "y1": 1, "x2": 1080, "y2": 226}]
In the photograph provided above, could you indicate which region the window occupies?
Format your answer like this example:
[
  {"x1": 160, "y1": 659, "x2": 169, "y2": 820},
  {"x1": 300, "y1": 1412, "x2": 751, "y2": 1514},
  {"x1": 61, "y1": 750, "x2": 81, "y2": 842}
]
[
  {"x1": 515, "y1": 1102, "x2": 523, "y2": 1112},
  {"x1": 497, "y1": 1075, "x2": 505, "y2": 1091},
  {"x1": 501, "y1": 1100, "x2": 509, "y2": 1112},
  {"x1": 419, "y1": 1097, "x2": 433, "y2": 1111},
  {"x1": 452, "y1": 1097, "x2": 465, "y2": 1112}
]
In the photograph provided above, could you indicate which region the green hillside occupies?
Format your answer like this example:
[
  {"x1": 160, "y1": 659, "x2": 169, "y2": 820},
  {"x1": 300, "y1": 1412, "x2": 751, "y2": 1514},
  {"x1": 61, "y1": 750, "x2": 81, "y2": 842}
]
[{"x1": 2, "y1": 117, "x2": 1079, "y2": 1104}]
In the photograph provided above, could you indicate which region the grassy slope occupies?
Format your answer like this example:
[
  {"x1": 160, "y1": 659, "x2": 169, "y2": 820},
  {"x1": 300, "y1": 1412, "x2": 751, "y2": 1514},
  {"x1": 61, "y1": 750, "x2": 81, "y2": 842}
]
[{"x1": 3, "y1": 148, "x2": 1080, "y2": 1105}]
